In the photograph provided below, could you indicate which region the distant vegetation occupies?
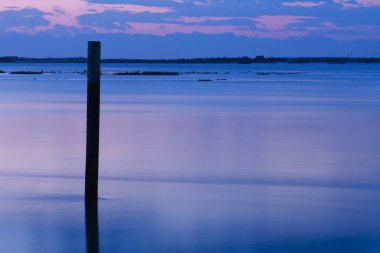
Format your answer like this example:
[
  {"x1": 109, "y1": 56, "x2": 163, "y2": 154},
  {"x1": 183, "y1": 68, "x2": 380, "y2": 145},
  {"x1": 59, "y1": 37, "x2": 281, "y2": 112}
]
[
  {"x1": 183, "y1": 71, "x2": 220, "y2": 74},
  {"x1": 9, "y1": 71, "x2": 44, "y2": 75},
  {"x1": 0, "y1": 56, "x2": 87, "y2": 63},
  {"x1": 0, "y1": 70, "x2": 87, "y2": 75},
  {"x1": 113, "y1": 71, "x2": 179, "y2": 76},
  {"x1": 1, "y1": 69, "x2": 227, "y2": 76},
  {"x1": 1, "y1": 56, "x2": 380, "y2": 64},
  {"x1": 257, "y1": 71, "x2": 307, "y2": 76}
]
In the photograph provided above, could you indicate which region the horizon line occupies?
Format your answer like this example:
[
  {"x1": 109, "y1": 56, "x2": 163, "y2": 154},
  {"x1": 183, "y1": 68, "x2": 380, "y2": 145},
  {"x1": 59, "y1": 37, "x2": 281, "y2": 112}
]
[{"x1": 1, "y1": 56, "x2": 380, "y2": 64}]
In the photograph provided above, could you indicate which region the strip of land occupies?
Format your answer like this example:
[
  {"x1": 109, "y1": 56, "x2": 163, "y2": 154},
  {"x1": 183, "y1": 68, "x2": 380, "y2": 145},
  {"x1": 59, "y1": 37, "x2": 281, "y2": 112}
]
[{"x1": 0, "y1": 56, "x2": 379, "y2": 64}]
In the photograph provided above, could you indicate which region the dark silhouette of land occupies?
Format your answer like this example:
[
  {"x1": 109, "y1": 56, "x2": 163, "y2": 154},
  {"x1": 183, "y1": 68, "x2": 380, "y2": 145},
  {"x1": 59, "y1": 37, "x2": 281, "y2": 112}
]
[
  {"x1": 113, "y1": 71, "x2": 179, "y2": 76},
  {"x1": 1, "y1": 56, "x2": 379, "y2": 64},
  {"x1": 9, "y1": 71, "x2": 44, "y2": 75}
]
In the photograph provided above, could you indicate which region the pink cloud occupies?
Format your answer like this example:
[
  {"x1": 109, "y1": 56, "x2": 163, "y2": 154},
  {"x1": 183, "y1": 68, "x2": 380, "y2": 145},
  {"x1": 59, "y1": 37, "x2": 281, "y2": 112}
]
[
  {"x1": 126, "y1": 22, "x2": 237, "y2": 36},
  {"x1": 304, "y1": 21, "x2": 380, "y2": 40},
  {"x1": 5, "y1": 25, "x2": 50, "y2": 34},
  {"x1": 14, "y1": 13, "x2": 314, "y2": 39},
  {"x1": 89, "y1": 21, "x2": 309, "y2": 40},
  {"x1": 282, "y1": 1, "x2": 326, "y2": 7},
  {"x1": 4, "y1": 1, "x2": 378, "y2": 42},
  {"x1": 333, "y1": 0, "x2": 380, "y2": 8},
  {"x1": 326, "y1": 33, "x2": 380, "y2": 40},
  {"x1": 253, "y1": 15, "x2": 315, "y2": 31},
  {"x1": 0, "y1": 0, "x2": 172, "y2": 32},
  {"x1": 192, "y1": 0, "x2": 224, "y2": 6},
  {"x1": 236, "y1": 30, "x2": 309, "y2": 39},
  {"x1": 169, "y1": 15, "x2": 315, "y2": 32},
  {"x1": 88, "y1": 14, "x2": 313, "y2": 39},
  {"x1": 167, "y1": 16, "x2": 235, "y2": 23}
]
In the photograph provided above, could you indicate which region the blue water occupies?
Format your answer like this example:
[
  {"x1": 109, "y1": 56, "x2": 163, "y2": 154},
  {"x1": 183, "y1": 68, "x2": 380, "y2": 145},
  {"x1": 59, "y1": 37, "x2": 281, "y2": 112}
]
[{"x1": 1, "y1": 63, "x2": 380, "y2": 252}]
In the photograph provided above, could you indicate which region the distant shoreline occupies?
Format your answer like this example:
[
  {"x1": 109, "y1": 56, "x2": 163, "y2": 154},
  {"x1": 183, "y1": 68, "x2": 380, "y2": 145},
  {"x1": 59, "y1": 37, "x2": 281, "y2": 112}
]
[{"x1": 0, "y1": 56, "x2": 380, "y2": 64}]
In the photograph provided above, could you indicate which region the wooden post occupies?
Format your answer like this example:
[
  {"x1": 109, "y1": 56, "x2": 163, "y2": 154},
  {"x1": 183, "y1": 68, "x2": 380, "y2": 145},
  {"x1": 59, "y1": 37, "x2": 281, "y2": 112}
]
[
  {"x1": 85, "y1": 201, "x2": 100, "y2": 253},
  {"x1": 85, "y1": 41, "x2": 101, "y2": 201}
]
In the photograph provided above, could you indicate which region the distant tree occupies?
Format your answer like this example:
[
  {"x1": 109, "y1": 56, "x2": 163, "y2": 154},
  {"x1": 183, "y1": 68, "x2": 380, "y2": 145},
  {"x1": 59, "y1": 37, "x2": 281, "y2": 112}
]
[
  {"x1": 253, "y1": 56, "x2": 267, "y2": 63},
  {"x1": 238, "y1": 56, "x2": 251, "y2": 64}
]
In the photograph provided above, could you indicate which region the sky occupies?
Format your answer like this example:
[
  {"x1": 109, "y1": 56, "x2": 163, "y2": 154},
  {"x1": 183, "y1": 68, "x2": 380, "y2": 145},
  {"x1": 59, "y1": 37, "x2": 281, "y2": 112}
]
[{"x1": 0, "y1": 0, "x2": 379, "y2": 58}]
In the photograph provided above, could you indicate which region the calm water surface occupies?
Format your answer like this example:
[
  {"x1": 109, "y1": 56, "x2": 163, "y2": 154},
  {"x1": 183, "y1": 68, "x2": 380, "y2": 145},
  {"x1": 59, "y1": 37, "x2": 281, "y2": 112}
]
[{"x1": 1, "y1": 63, "x2": 380, "y2": 252}]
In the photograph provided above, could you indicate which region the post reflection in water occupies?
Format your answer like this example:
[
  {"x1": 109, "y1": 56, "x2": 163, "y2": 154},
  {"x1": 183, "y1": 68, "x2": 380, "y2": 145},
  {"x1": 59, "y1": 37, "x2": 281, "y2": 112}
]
[{"x1": 85, "y1": 201, "x2": 100, "y2": 253}]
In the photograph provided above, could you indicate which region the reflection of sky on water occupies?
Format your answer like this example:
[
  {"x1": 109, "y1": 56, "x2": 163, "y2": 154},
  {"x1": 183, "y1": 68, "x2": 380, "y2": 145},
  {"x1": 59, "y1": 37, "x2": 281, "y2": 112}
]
[
  {"x1": 1, "y1": 63, "x2": 380, "y2": 252},
  {"x1": 1, "y1": 90, "x2": 380, "y2": 188},
  {"x1": 2, "y1": 177, "x2": 380, "y2": 253}
]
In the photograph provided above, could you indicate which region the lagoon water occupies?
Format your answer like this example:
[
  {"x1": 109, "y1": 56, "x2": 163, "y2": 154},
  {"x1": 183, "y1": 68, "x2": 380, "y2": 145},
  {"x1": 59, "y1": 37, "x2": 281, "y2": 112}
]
[{"x1": 1, "y1": 63, "x2": 380, "y2": 252}]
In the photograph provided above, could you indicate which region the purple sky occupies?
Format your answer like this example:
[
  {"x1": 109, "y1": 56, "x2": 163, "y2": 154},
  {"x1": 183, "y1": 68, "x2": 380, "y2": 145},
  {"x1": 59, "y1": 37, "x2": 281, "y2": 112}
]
[{"x1": 0, "y1": 0, "x2": 380, "y2": 58}]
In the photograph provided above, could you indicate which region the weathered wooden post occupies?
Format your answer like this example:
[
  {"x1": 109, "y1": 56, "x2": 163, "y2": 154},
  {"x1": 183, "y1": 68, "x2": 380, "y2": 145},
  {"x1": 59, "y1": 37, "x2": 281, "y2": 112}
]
[{"x1": 85, "y1": 41, "x2": 101, "y2": 201}]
